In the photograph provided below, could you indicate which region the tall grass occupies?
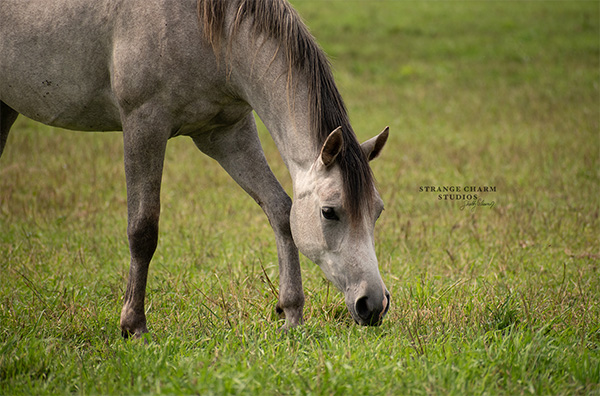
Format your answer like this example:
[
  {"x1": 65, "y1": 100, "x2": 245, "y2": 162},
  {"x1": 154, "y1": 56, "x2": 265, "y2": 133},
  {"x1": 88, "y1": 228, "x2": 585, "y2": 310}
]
[{"x1": 1, "y1": 1, "x2": 598, "y2": 394}]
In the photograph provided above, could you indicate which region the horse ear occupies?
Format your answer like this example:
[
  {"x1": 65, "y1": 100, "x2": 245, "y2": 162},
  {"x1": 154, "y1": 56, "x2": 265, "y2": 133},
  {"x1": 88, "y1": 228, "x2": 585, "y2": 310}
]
[
  {"x1": 320, "y1": 126, "x2": 344, "y2": 167},
  {"x1": 361, "y1": 126, "x2": 389, "y2": 161}
]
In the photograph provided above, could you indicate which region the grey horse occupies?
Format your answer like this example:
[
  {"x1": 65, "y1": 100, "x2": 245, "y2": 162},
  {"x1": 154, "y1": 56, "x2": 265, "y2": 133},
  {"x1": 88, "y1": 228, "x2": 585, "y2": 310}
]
[{"x1": 0, "y1": 0, "x2": 390, "y2": 338}]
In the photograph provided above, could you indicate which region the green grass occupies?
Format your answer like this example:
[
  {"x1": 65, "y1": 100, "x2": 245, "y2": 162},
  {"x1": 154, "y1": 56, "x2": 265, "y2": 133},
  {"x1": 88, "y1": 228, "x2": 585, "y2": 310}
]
[{"x1": 1, "y1": 1, "x2": 599, "y2": 394}]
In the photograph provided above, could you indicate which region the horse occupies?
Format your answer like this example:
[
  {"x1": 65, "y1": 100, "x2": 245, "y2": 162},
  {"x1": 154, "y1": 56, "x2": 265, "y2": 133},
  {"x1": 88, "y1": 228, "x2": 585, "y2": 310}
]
[{"x1": 0, "y1": 0, "x2": 391, "y2": 338}]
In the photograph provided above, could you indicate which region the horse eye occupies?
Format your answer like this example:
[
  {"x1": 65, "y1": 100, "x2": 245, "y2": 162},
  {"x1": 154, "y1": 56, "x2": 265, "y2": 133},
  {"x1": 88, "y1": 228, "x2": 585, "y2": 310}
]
[{"x1": 321, "y1": 207, "x2": 339, "y2": 221}]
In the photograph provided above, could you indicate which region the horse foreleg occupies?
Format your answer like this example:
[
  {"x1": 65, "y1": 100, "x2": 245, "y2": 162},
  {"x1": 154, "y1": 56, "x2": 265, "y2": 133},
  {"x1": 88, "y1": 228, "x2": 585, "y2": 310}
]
[
  {"x1": 119, "y1": 110, "x2": 169, "y2": 339},
  {"x1": 0, "y1": 102, "x2": 19, "y2": 158},
  {"x1": 192, "y1": 115, "x2": 305, "y2": 329}
]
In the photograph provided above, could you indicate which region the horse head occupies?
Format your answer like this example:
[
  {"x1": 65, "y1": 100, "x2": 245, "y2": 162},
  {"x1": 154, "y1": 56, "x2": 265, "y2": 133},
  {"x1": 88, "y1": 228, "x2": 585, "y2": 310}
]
[{"x1": 290, "y1": 126, "x2": 390, "y2": 326}]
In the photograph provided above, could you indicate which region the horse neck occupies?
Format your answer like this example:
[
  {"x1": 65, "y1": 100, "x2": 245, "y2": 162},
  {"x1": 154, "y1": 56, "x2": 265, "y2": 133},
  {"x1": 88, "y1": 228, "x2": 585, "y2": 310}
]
[{"x1": 228, "y1": 31, "x2": 319, "y2": 180}]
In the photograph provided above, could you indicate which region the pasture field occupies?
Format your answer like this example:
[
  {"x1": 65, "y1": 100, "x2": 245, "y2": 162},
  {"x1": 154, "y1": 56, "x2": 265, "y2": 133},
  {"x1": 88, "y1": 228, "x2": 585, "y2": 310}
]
[{"x1": 1, "y1": 1, "x2": 598, "y2": 395}]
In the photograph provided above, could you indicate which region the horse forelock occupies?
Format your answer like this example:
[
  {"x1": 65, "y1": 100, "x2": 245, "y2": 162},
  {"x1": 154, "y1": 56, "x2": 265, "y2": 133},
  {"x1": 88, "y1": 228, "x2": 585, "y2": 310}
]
[{"x1": 198, "y1": 0, "x2": 375, "y2": 223}]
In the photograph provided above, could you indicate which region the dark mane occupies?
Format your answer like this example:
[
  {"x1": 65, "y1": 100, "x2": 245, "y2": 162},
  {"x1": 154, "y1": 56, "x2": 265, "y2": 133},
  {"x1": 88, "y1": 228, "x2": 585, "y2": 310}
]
[{"x1": 198, "y1": 0, "x2": 375, "y2": 221}]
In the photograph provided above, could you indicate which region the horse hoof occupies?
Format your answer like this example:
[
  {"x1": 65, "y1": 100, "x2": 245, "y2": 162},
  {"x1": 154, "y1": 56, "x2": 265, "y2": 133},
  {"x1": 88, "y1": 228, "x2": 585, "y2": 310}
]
[{"x1": 121, "y1": 328, "x2": 151, "y2": 343}]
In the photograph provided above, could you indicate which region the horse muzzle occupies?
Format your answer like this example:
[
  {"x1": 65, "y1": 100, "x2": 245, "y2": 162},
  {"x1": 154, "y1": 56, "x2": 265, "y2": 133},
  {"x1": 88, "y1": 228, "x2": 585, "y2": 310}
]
[{"x1": 349, "y1": 288, "x2": 391, "y2": 326}]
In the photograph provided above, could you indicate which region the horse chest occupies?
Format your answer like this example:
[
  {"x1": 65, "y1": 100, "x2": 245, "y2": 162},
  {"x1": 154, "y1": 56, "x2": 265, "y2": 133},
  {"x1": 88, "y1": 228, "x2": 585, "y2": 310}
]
[{"x1": 172, "y1": 100, "x2": 252, "y2": 138}]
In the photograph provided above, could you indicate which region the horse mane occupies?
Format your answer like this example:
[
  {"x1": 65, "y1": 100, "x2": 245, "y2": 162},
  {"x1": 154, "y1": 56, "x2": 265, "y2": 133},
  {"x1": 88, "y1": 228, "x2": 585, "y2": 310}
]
[{"x1": 198, "y1": 0, "x2": 375, "y2": 222}]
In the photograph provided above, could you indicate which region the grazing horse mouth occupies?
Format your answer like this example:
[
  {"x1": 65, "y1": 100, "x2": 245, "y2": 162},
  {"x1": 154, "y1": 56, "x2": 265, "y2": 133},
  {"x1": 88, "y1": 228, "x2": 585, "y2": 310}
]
[{"x1": 352, "y1": 290, "x2": 391, "y2": 326}]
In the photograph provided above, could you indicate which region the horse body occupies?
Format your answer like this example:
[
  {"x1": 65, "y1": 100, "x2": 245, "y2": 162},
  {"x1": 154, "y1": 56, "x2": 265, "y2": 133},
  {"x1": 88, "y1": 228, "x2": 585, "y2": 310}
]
[
  {"x1": 1, "y1": 0, "x2": 390, "y2": 337},
  {"x1": 0, "y1": 0, "x2": 249, "y2": 133}
]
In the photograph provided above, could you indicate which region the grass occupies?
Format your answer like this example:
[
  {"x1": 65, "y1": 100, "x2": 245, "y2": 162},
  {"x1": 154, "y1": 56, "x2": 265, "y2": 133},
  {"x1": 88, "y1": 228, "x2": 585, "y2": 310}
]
[{"x1": 1, "y1": 1, "x2": 599, "y2": 394}]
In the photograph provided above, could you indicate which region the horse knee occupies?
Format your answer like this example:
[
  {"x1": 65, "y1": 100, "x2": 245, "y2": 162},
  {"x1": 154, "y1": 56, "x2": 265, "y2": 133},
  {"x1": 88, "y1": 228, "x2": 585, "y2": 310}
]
[
  {"x1": 127, "y1": 213, "x2": 159, "y2": 262},
  {"x1": 267, "y1": 195, "x2": 294, "y2": 239}
]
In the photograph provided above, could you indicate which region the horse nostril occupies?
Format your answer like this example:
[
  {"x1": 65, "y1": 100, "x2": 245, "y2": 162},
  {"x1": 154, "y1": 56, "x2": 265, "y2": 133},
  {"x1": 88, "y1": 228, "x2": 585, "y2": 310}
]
[
  {"x1": 355, "y1": 296, "x2": 371, "y2": 322},
  {"x1": 355, "y1": 296, "x2": 382, "y2": 326},
  {"x1": 355, "y1": 292, "x2": 390, "y2": 326}
]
